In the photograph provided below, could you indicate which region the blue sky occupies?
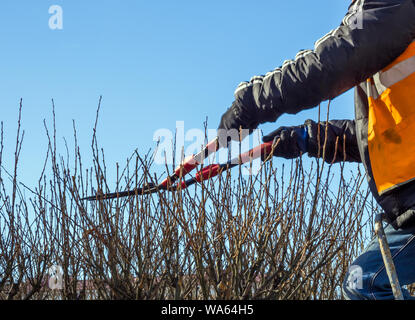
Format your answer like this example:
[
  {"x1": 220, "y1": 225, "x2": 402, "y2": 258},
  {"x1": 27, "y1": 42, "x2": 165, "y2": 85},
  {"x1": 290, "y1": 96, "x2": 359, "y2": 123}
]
[{"x1": 0, "y1": 0, "x2": 356, "y2": 188}]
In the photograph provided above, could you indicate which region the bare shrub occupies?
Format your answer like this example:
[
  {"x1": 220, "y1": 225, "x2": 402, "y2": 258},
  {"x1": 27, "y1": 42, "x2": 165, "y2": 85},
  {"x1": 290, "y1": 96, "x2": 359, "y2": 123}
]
[{"x1": 0, "y1": 99, "x2": 381, "y2": 300}]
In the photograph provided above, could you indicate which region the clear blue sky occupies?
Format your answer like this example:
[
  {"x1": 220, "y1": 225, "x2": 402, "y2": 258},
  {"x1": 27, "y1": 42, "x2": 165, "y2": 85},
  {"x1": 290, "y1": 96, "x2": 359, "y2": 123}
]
[{"x1": 0, "y1": 0, "x2": 356, "y2": 188}]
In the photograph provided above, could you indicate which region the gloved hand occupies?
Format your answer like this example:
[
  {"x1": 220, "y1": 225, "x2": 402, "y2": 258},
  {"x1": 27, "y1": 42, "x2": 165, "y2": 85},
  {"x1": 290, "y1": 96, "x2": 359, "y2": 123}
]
[
  {"x1": 218, "y1": 100, "x2": 260, "y2": 133},
  {"x1": 217, "y1": 100, "x2": 262, "y2": 148},
  {"x1": 262, "y1": 125, "x2": 308, "y2": 159}
]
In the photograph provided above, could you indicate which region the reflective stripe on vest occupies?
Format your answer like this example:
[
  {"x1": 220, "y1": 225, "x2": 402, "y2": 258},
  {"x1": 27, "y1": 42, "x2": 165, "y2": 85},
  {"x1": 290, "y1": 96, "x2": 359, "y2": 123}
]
[{"x1": 367, "y1": 41, "x2": 415, "y2": 195}]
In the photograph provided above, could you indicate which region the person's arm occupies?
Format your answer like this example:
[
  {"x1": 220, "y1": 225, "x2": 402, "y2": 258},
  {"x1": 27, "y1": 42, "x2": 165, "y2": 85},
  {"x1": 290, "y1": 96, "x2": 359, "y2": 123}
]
[
  {"x1": 219, "y1": 0, "x2": 415, "y2": 131},
  {"x1": 304, "y1": 119, "x2": 361, "y2": 163},
  {"x1": 263, "y1": 119, "x2": 361, "y2": 163}
]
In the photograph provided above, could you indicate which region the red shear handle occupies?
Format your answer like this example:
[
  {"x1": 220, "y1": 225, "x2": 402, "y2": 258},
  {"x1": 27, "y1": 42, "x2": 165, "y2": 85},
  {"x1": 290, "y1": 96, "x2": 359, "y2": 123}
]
[
  {"x1": 160, "y1": 138, "x2": 219, "y2": 188},
  {"x1": 160, "y1": 157, "x2": 199, "y2": 187},
  {"x1": 174, "y1": 159, "x2": 199, "y2": 177},
  {"x1": 260, "y1": 141, "x2": 275, "y2": 159},
  {"x1": 180, "y1": 164, "x2": 221, "y2": 189},
  {"x1": 238, "y1": 141, "x2": 274, "y2": 164}
]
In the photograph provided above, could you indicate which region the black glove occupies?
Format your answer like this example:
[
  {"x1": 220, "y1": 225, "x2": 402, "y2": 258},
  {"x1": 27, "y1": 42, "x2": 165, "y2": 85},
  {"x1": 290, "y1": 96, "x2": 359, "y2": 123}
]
[
  {"x1": 262, "y1": 125, "x2": 308, "y2": 159},
  {"x1": 218, "y1": 100, "x2": 260, "y2": 133},
  {"x1": 218, "y1": 94, "x2": 282, "y2": 147},
  {"x1": 217, "y1": 100, "x2": 261, "y2": 147}
]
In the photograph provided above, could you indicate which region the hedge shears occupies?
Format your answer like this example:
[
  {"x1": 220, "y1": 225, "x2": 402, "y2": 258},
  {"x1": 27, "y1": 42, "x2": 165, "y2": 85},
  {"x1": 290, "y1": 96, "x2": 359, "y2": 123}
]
[{"x1": 82, "y1": 137, "x2": 277, "y2": 201}]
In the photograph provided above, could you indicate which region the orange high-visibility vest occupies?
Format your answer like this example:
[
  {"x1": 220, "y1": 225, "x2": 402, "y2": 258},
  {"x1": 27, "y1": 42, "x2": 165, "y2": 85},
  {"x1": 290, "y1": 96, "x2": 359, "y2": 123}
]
[{"x1": 367, "y1": 41, "x2": 415, "y2": 195}]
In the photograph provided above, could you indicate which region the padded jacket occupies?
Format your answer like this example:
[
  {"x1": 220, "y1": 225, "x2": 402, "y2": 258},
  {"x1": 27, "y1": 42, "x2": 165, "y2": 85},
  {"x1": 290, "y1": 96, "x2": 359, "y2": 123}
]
[{"x1": 235, "y1": 0, "x2": 415, "y2": 229}]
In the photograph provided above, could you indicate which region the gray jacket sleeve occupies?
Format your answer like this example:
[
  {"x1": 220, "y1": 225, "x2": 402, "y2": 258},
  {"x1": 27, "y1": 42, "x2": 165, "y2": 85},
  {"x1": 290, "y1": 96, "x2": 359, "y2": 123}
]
[
  {"x1": 304, "y1": 119, "x2": 361, "y2": 163},
  {"x1": 234, "y1": 0, "x2": 415, "y2": 124}
]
